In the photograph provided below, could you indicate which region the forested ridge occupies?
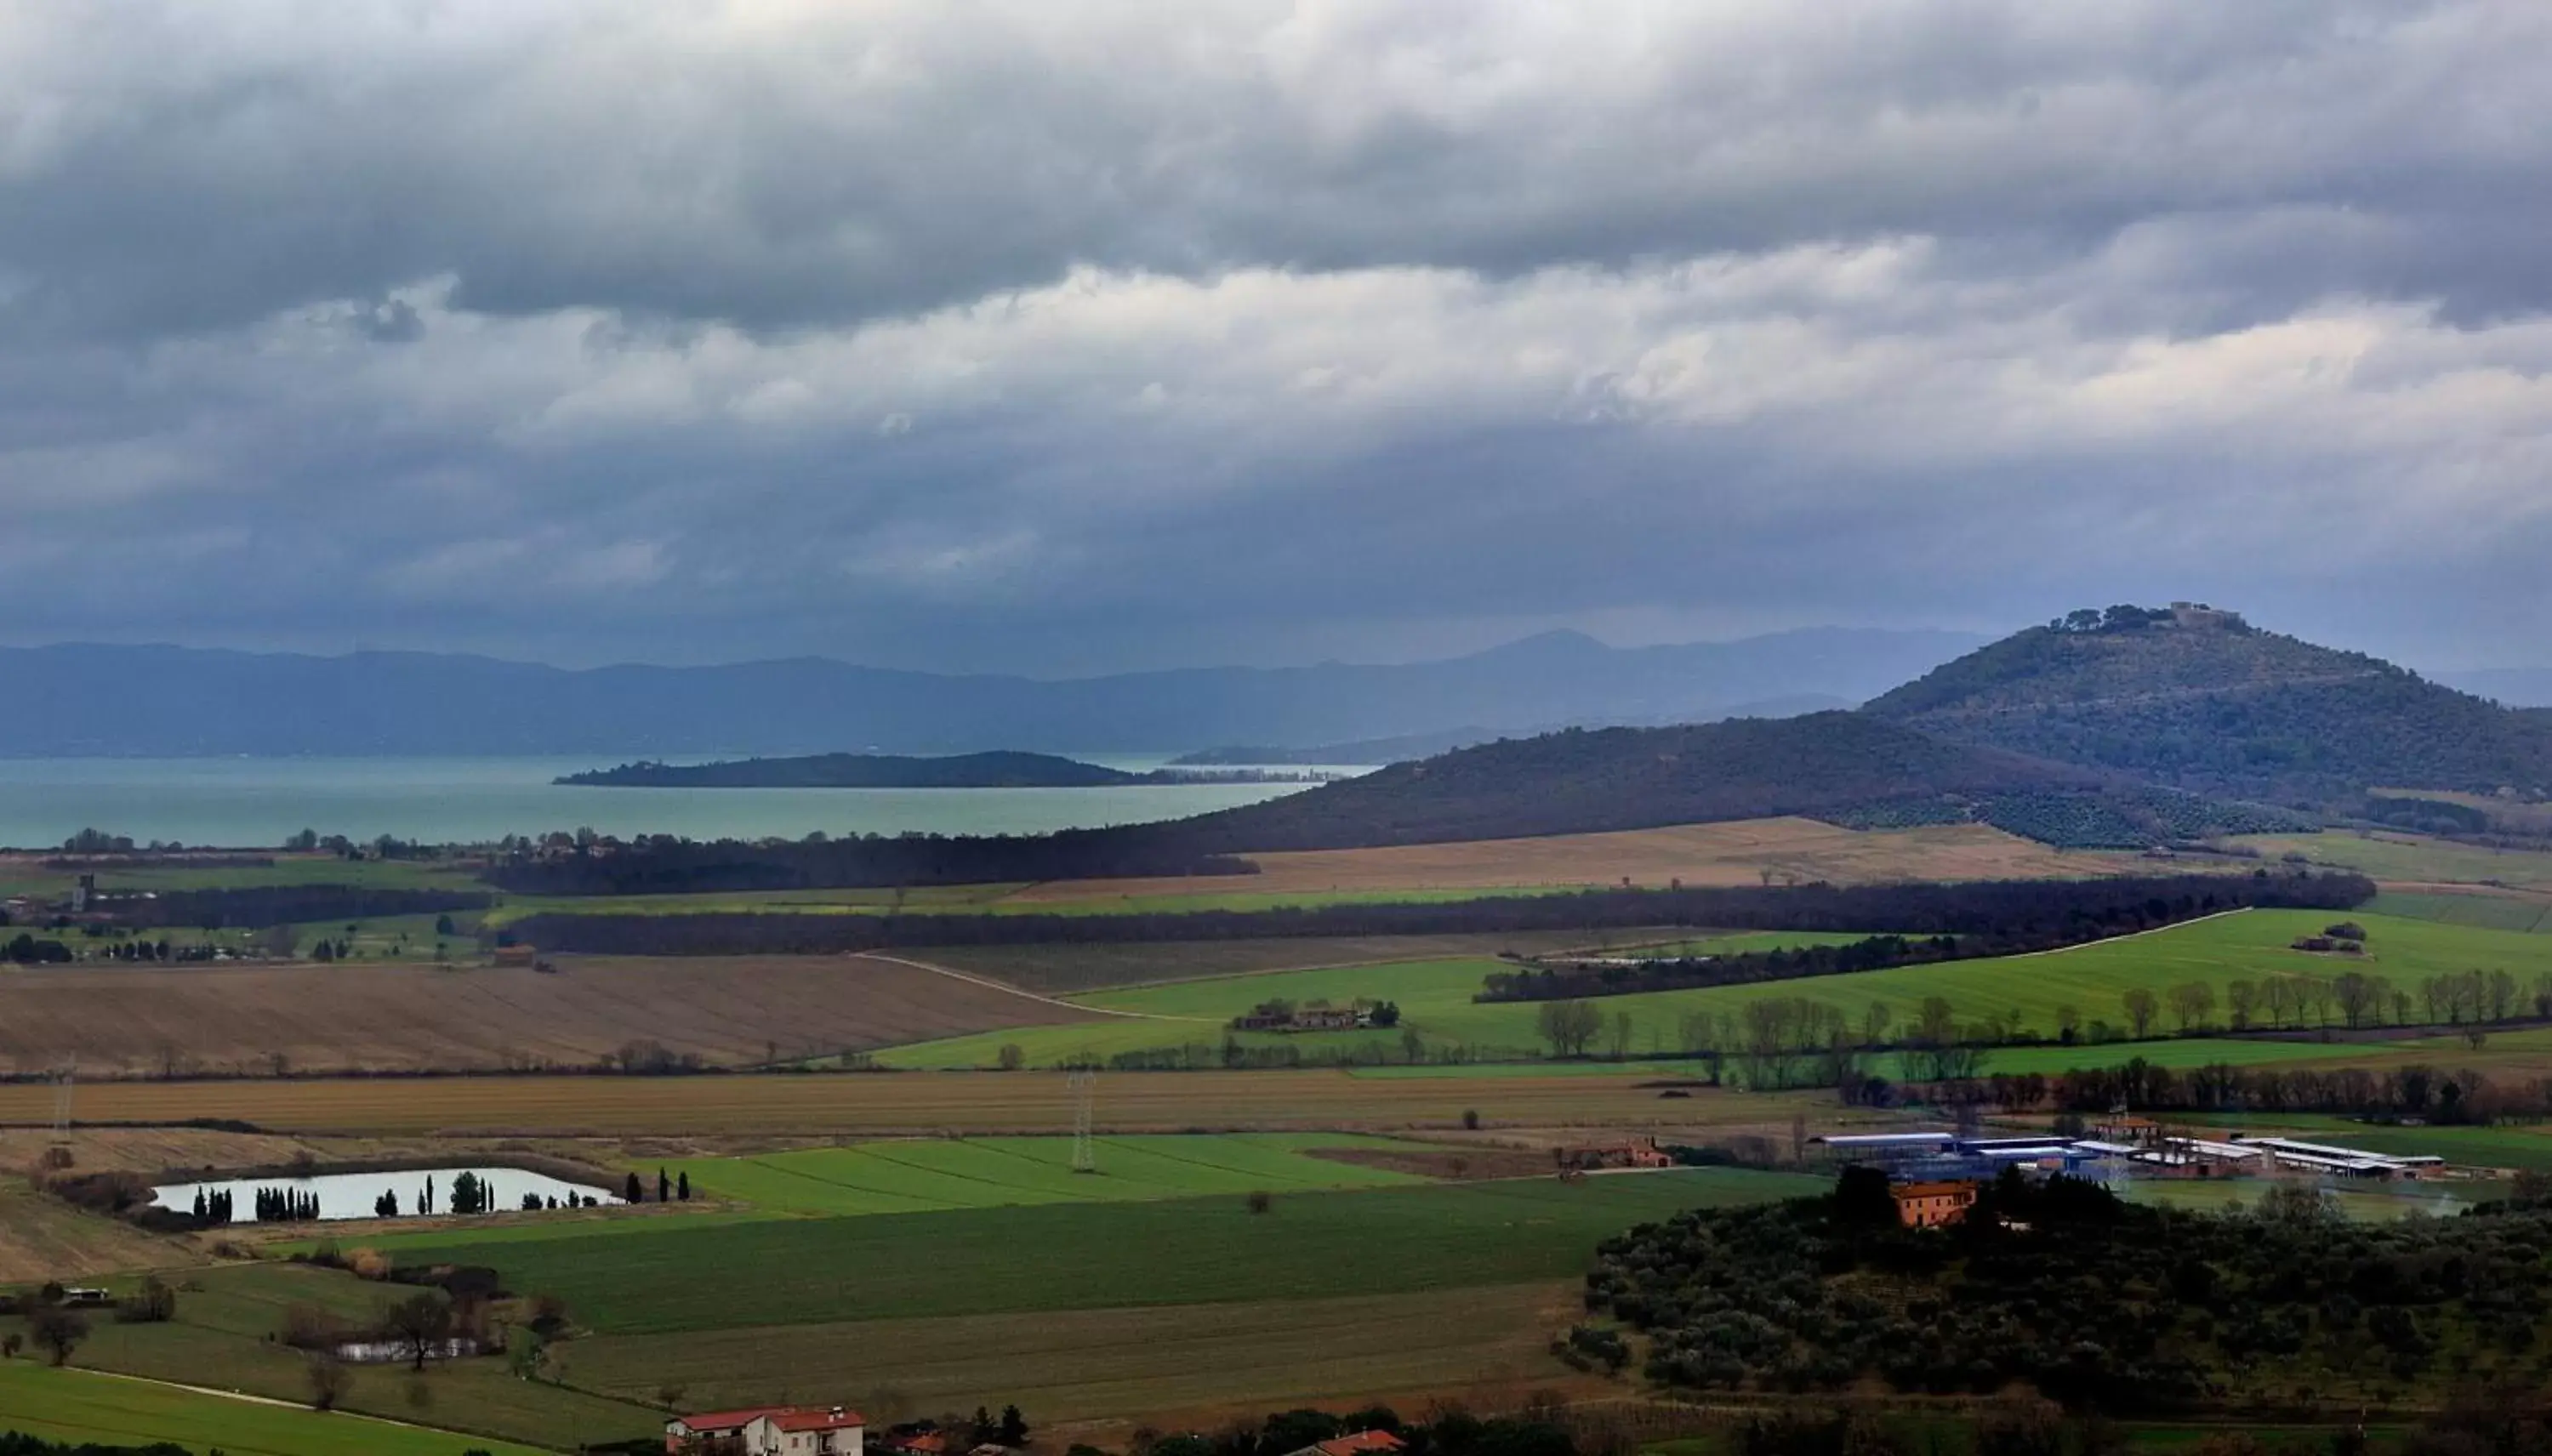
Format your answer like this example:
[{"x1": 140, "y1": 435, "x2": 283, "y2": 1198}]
[
  {"x1": 1159, "y1": 714, "x2": 2106, "y2": 850},
  {"x1": 1150, "y1": 712, "x2": 2304, "y2": 853},
  {"x1": 1476, "y1": 871, "x2": 2369, "y2": 1002},
  {"x1": 1588, "y1": 1168, "x2": 2552, "y2": 1412},
  {"x1": 1866, "y1": 607, "x2": 2552, "y2": 804},
  {"x1": 111, "y1": 884, "x2": 492, "y2": 929},
  {"x1": 485, "y1": 829, "x2": 1253, "y2": 896},
  {"x1": 505, "y1": 870, "x2": 2371, "y2": 957}
]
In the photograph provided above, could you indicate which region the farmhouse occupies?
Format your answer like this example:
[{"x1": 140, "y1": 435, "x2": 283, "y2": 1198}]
[
  {"x1": 1230, "y1": 1004, "x2": 1367, "y2": 1032},
  {"x1": 1890, "y1": 1180, "x2": 1978, "y2": 1229},
  {"x1": 1284, "y1": 1433, "x2": 1409, "y2": 1456},
  {"x1": 665, "y1": 1405, "x2": 863, "y2": 1454},
  {"x1": 1554, "y1": 1135, "x2": 1674, "y2": 1171}
]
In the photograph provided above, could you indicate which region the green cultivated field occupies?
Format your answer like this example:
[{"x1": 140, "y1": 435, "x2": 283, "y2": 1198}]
[
  {"x1": 0, "y1": 1362, "x2": 550, "y2": 1455},
  {"x1": 2231, "y1": 831, "x2": 2552, "y2": 893},
  {"x1": 878, "y1": 911, "x2": 2552, "y2": 1071},
  {"x1": 384, "y1": 1170, "x2": 1821, "y2": 1337},
  {"x1": 877, "y1": 932, "x2": 1873, "y2": 1067},
  {"x1": 659, "y1": 1132, "x2": 1424, "y2": 1215},
  {"x1": 2368, "y1": 889, "x2": 2552, "y2": 934},
  {"x1": 41, "y1": 1260, "x2": 659, "y2": 1449}
]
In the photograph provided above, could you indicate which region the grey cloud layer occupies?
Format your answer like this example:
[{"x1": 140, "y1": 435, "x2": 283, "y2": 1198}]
[{"x1": 1, "y1": 2, "x2": 2547, "y2": 669}]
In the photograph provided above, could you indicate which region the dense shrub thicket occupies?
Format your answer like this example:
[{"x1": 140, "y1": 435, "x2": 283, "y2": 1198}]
[
  {"x1": 507, "y1": 870, "x2": 2373, "y2": 958},
  {"x1": 1588, "y1": 1169, "x2": 2552, "y2": 1412}
]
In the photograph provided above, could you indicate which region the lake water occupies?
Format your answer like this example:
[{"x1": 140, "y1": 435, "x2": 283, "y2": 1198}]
[
  {"x1": 151, "y1": 1166, "x2": 623, "y2": 1223},
  {"x1": 0, "y1": 755, "x2": 1359, "y2": 848}
]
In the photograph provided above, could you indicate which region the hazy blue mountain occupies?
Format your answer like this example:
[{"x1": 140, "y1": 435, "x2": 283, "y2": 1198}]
[{"x1": 0, "y1": 628, "x2": 1981, "y2": 758}]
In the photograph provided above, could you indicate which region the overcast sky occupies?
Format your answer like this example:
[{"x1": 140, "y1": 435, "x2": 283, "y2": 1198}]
[{"x1": 3, "y1": 1, "x2": 2548, "y2": 674}]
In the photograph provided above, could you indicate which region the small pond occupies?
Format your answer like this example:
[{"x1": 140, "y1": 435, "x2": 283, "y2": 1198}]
[{"x1": 151, "y1": 1166, "x2": 623, "y2": 1223}]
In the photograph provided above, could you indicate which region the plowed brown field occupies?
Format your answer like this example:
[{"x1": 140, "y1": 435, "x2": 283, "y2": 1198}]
[{"x1": 0, "y1": 954, "x2": 1082, "y2": 1076}]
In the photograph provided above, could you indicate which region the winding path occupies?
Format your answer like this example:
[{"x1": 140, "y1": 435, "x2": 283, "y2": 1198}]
[{"x1": 847, "y1": 952, "x2": 1218, "y2": 1022}]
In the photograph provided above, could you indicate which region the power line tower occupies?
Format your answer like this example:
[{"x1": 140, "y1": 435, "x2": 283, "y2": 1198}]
[
  {"x1": 1067, "y1": 1069, "x2": 1097, "y2": 1174},
  {"x1": 50, "y1": 1063, "x2": 76, "y2": 1141}
]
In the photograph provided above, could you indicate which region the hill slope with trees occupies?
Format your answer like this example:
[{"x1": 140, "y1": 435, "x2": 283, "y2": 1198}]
[
  {"x1": 1155, "y1": 712, "x2": 2303, "y2": 852},
  {"x1": 1863, "y1": 604, "x2": 2552, "y2": 805},
  {"x1": 1589, "y1": 1169, "x2": 2552, "y2": 1412}
]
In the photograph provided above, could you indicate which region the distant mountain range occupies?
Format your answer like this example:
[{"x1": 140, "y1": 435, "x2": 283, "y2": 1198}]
[{"x1": 0, "y1": 628, "x2": 1981, "y2": 758}]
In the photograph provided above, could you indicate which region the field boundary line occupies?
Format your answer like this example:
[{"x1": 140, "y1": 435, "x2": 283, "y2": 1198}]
[
  {"x1": 849, "y1": 952, "x2": 1216, "y2": 1021},
  {"x1": 1992, "y1": 906, "x2": 2253, "y2": 961}
]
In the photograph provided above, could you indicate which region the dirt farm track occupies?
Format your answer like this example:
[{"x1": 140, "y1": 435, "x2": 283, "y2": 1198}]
[{"x1": 0, "y1": 1069, "x2": 1837, "y2": 1139}]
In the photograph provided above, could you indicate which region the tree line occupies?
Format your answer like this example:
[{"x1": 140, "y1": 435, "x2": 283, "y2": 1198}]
[
  {"x1": 109, "y1": 884, "x2": 491, "y2": 930},
  {"x1": 507, "y1": 868, "x2": 2373, "y2": 957},
  {"x1": 1926, "y1": 1057, "x2": 2552, "y2": 1123},
  {"x1": 483, "y1": 827, "x2": 1256, "y2": 896},
  {"x1": 1478, "y1": 873, "x2": 2363, "y2": 1003}
]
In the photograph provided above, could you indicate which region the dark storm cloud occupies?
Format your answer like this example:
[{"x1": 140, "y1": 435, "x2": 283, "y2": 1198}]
[
  {"x1": 0, "y1": 2, "x2": 2548, "y2": 671},
  {"x1": 7, "y1": 2, "x2": 2545, "y2": 337}
]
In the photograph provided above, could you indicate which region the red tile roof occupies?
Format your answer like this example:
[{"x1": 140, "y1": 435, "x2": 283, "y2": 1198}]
[
  {"x1": 673, "y1": 1405, "x2": 863, "y2": 1435},
  {"x1": 772, "y1": 1410, "x2": 866, "y2": 1433},
  {"x1": 1316, "y1": 1433, "x2": 1408, "y2": 1456},
  {"x1": 673, "y1": 1407, "x2": 788, "y2": 1432}
]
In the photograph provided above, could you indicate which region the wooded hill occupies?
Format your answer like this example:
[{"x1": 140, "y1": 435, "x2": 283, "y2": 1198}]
[
  {"x1": 1865, "y1": 605, "x2": 2552, "y2": 805},
  {"x1": 1157, "y1": 711, "x2": 2306, "y2": 853},
  {"x1": 1590, "y1": 1168, "x2": 2552, "y2": 1412}
]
